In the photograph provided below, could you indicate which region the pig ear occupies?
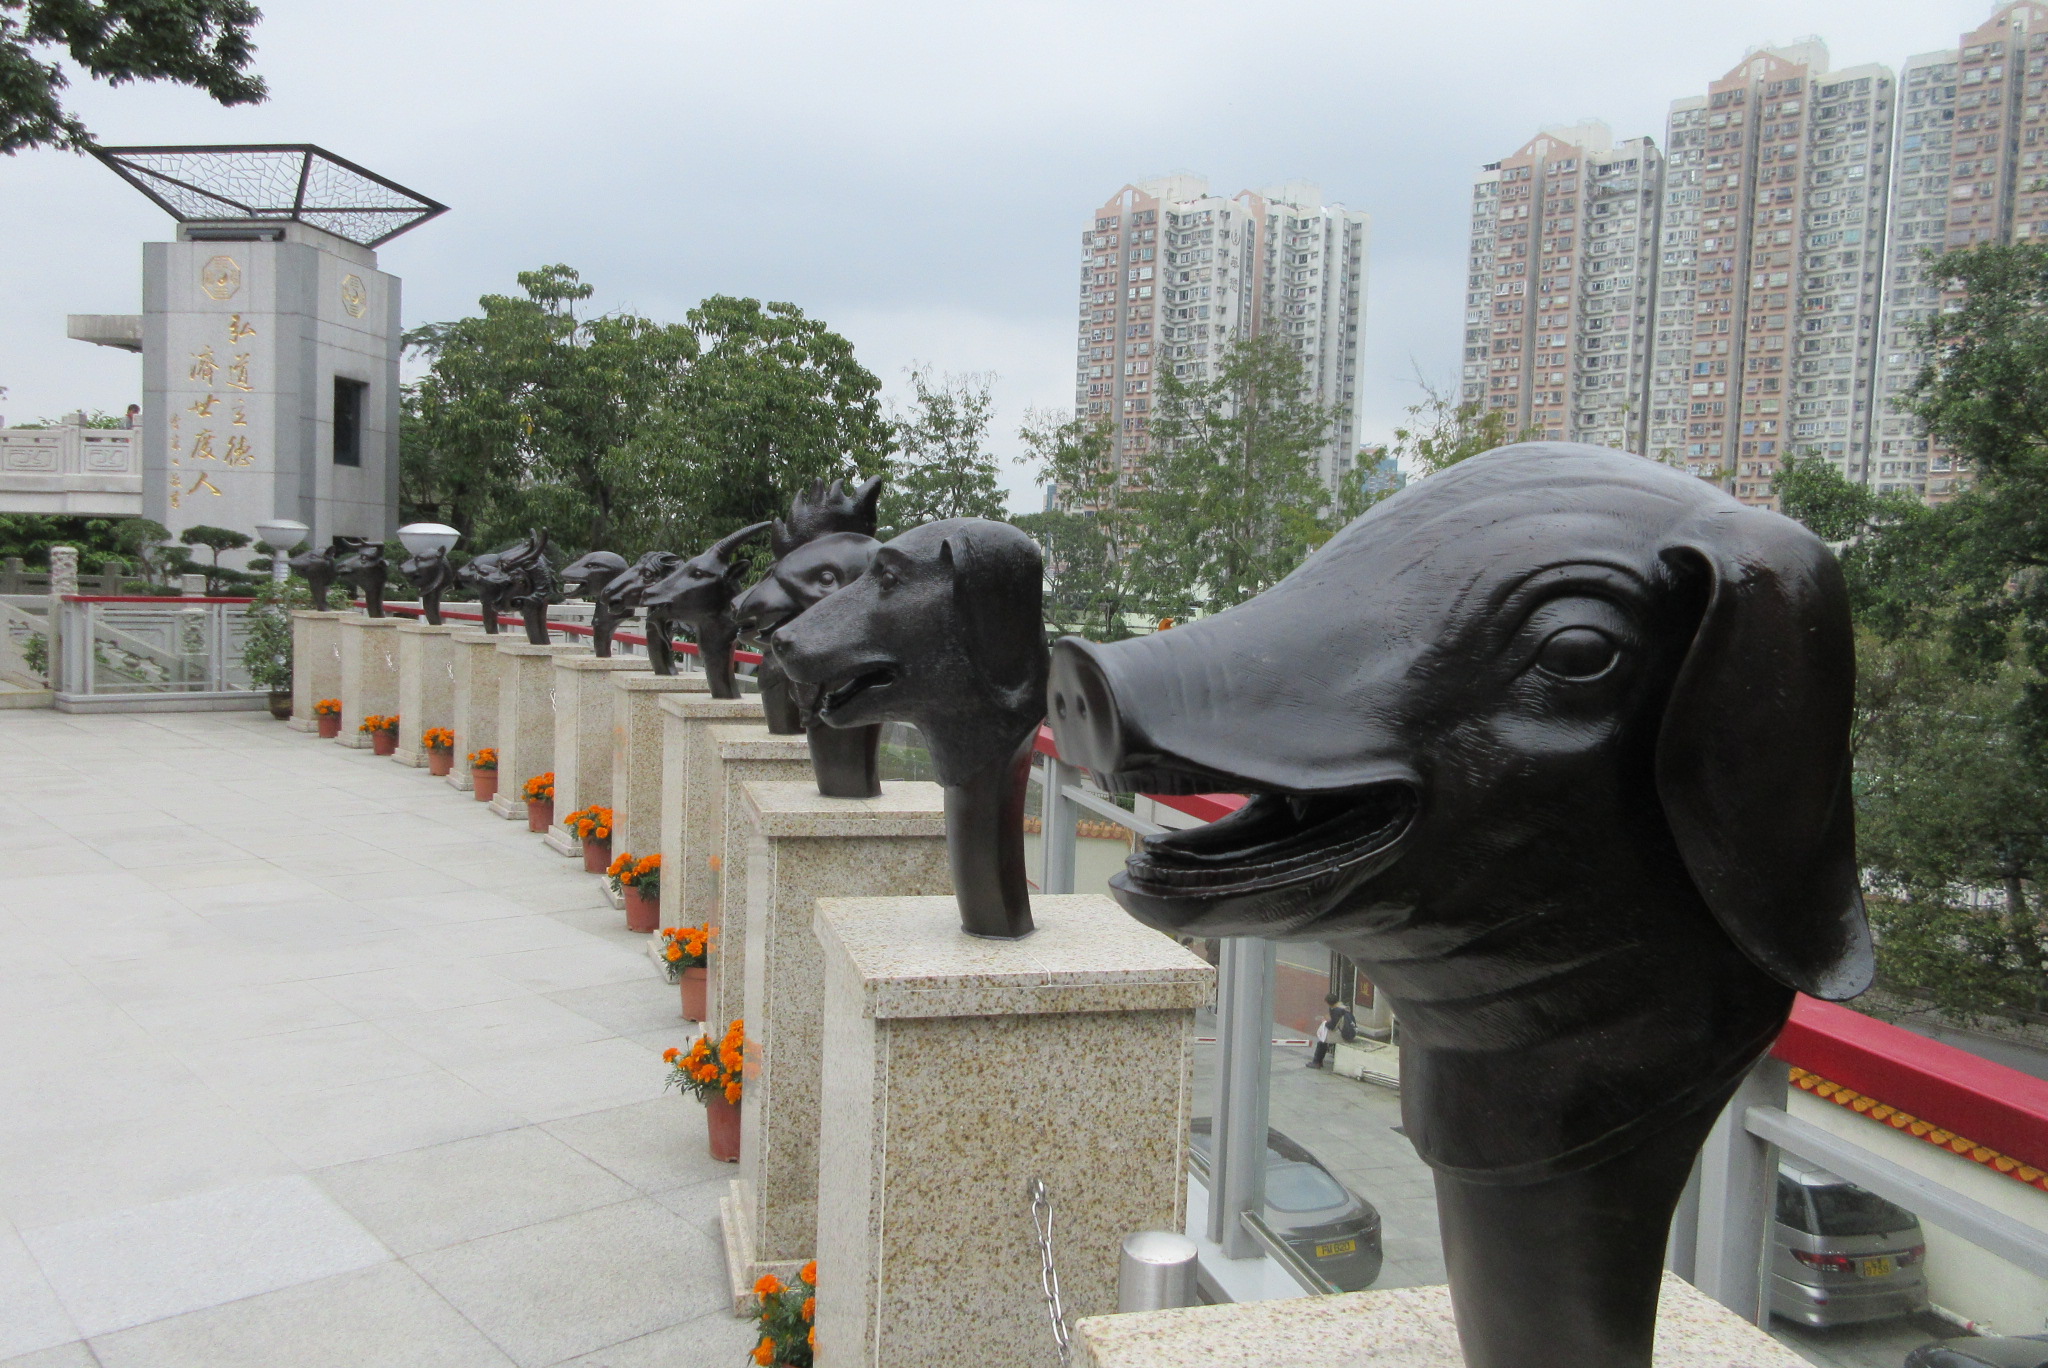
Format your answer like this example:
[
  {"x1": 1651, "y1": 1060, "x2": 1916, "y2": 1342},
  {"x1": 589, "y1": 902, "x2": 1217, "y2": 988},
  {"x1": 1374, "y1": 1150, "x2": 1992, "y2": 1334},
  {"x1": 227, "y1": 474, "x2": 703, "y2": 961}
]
[
  {"x1": 941, "y1": 529, "x2": 1047, "y2": 699},
  {"x1": 1656, "y1": 514, "x2": 1872, "y2": 1001}
]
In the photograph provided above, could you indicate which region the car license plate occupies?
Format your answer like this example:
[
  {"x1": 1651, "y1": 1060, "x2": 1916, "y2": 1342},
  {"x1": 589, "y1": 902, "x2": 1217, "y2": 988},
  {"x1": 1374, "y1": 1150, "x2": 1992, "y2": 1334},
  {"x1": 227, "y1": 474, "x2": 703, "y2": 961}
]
[
  {"x1": 1315, "y1": 1239, "x2": 1357, "y2": 1259},
  {"x1": 1860, "y1": 1256, "x2": 1895, "y2": 1278}
]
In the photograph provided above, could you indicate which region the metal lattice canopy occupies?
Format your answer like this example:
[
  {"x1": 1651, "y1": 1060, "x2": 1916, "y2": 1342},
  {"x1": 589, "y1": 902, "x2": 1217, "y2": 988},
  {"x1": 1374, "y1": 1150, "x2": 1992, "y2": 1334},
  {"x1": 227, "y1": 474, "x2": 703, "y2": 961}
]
[{"x1": 92, "y1": 144, "x2": 447, "y2": 248}]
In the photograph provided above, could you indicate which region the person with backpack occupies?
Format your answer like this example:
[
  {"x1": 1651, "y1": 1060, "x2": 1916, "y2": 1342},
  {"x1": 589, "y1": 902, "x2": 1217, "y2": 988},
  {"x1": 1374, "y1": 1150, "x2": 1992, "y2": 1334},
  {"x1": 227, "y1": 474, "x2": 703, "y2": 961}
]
[{"x1": 1309, "y1": 994, "x2": 1356, "y2": 1069}]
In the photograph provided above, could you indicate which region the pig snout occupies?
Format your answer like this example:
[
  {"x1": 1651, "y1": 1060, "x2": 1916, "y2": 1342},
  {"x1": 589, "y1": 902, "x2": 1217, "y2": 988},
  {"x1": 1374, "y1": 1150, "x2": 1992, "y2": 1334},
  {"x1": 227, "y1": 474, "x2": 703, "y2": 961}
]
[{"x1": 1047, "y1": 638, "x2": 1130, "y2": 776}]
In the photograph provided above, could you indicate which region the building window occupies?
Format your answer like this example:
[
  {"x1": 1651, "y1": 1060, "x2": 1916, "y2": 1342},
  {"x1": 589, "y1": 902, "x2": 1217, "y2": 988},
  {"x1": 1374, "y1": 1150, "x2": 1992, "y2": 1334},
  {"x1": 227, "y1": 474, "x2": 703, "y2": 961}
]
[{"x1": 333, "y1": 377, "x2": 368, "y2": 467}]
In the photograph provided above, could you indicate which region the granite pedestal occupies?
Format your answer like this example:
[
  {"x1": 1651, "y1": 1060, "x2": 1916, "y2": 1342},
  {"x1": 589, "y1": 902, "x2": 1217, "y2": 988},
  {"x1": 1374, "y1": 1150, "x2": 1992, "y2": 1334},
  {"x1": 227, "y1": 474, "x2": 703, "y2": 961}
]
[
  {"x1": 611, "y1": 675, "x2": 709, "y2": 863},
  {"x1": 335, "y1": 615, "x2": 400, "y2": 749},
  {"x1": 812, "y1": 894, "x2": 1213, "y2": 1368},
  {"x1": 445, "y1": 630, "x2": 502, "y2": 792},
  {"x1": 659, "y1": 695, "x2": 769, "y2": 931},
  {"x1": 489, "y1": 641, "x2": 583, "y2": 819},
  {"x1": 288, "y1": 610, "x2": 344, "y2": 732},
  {"x1": 393, "y1": 622, "x2": 458, "y2": 766},
  {"x1": 1071, "y1": 1273, "x2": 1809, "y2": 1368},
  {"x1": 721, "y1": 781, "x2": 952, "y2": 1312},
  {"x1": 545, "y1": 654, "x2": 650, "y2": 855},
  {"x1": 704, "y1": 724, "x2": 812, "y2": 1028}
]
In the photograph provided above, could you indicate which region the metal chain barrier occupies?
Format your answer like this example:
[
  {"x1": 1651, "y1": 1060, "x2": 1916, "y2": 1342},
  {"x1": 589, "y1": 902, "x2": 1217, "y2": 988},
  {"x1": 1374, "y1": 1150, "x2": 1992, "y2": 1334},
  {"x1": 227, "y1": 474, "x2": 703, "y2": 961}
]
[{"x1": 1028, "y1": 1177, "x2": 1073, "y2": 1367}]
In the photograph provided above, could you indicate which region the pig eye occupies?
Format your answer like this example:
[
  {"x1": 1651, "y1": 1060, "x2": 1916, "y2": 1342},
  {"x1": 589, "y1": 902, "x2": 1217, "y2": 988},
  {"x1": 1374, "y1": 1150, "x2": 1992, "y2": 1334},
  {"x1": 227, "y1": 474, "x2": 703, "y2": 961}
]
[
  {"x1": 873, "y1": 567, "x2": 899, "y2": 591},
  {"x1": 815, "y1": 570, "x2": 837, "y2": 587},
  {"x1": 1534, "y1": 627, "x2": 1618, "y2": 680}
]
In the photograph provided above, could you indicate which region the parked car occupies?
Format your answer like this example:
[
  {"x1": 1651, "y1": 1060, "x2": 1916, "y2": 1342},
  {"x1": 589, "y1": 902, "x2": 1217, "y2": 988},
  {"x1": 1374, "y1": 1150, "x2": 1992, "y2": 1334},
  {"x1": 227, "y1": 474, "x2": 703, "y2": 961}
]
[
  {"x1": 1770, "y1": 1154, "x2": 1929, "y2": 1328},
  {"x1": 1903, "y1": 1334, "x2": 2048, "y2": 1368},
  {"x1": 1189, "y1": 1118, "x2": 1384, "y2": 1291}
]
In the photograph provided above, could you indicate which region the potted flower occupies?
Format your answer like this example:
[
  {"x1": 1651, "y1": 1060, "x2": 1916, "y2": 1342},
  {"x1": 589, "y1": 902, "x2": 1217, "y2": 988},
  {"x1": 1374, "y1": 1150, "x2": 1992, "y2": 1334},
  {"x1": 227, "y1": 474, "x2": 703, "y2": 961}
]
[
  {"x1": 748, "y1": 1263, "x2": 816, "y2": 1366},
  {"x1": 468, "y1": 747, "x2": 499, "y2": 803},
  {"x1": 664, "y1": 1018, "x2": 745, "y2": 1163},
  {"x1": 421, "y1": 726, "x2": 456, "y2": 777},
  {"x1": 314, "y1": 697, "x2": 342, "y2": 739},
  {"x1": 565, "y1": 804, "x2": 614, "y2": 873},
  {"x1": 522, "y1": 771, "x2": 556, "y2": 833},
  {"x1": 659, "y1": 924, "x2": 711, "y2": 1021},
  {"x1": 360, "y1": 713, "x2": 399, "y2": 757},
  {"x1": 608, "y1": 851, "x2": 662, "y2": 933}
]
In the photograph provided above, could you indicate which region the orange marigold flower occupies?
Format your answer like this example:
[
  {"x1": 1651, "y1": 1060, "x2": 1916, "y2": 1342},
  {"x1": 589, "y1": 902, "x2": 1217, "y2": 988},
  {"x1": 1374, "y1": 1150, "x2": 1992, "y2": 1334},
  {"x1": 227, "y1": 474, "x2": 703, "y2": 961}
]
[
  {"x1": 725, "y1": 1079, "x2": 742, "y2": 1104},
  {"x1": 755, "y1": 1274, "x2": 784, "y2": 1299},
  {"x1": 664, "y1": 945, "x2": 681, "y2": 961},
  {"x1": 753, "y1": 1337, "x2": 774, "y2": 1366},
  {"x1": 662, "y1": 1047, "x2": 679, "y2": 1063},
  {"x1": 802, "y1": 1296, "x2": 815, "y2": 1321},
  {"x1": 808, "y1": 1326, "x2": 816, "y2": 1351},
  {"x1": 800, "y1": 1260, "x2": 817, "y2": 1286}
]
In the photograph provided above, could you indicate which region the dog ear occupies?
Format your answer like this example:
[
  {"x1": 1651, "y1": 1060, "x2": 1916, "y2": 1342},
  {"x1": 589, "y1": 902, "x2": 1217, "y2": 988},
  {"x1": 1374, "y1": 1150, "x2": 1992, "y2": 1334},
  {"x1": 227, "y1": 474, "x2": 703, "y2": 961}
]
[
  {"x1": 1657, "y1": 514, "x2": 1873, "y2": 1001},
  {"x1": 942, "y1": 525, "x2": 1048, "y2": 700}
]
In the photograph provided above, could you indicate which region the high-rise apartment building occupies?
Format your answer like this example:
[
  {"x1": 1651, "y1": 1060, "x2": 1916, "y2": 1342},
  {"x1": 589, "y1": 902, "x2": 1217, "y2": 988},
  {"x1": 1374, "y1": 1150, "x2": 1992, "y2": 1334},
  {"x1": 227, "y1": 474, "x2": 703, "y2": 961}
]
[
  {"x1": 1077, "y1": 176, "x2": 1369, "y2": 491},
  {"x1": 1461, "y1": 122, "x2": 1662, "y2": 453}
]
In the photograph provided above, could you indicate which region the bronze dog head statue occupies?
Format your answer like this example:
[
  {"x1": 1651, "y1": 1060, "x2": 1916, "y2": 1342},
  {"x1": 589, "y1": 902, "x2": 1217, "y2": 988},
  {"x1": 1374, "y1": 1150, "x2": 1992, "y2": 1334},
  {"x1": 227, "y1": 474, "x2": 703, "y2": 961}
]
[
  {"x1": 776, "y1": 517, "x2": 1049, "y2": 936},
  {"x1": 1047, "y1": 443, "x2": 1870, "y2": 1367}
]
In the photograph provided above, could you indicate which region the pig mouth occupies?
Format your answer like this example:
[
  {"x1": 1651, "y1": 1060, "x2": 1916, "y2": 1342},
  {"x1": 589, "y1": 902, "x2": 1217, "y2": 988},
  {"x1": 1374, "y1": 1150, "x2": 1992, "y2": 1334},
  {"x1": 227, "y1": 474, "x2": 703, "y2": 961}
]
[
  {"x1": 815, "y1": 663, "x2": 900, "y2": 720},
  {"x1": 1112, "y1": 782, "x2": 1418, "y2": 929}
]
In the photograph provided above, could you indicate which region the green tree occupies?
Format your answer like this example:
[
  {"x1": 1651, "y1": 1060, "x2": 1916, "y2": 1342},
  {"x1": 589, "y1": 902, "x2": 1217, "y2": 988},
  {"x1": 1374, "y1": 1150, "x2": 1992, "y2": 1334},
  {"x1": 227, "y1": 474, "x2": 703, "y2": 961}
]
[
  {"x1": 1021, "y1": 409, "x2": 1153, "y2": 640},
  {"x1": 0, "y1": 513, "x2": 130, "y2": 570},
  {"x1": 403, "y1": 265, "x2": 700, "y2": 557},
  {"x1": 1138, "y1": 333, "x2": 1333, "y2": 616},
  {"x1": 1387, "y1": 376, "x2": 1540, "y2": 477},
  {"x1": 879, "y1": 366, "x2": 1004, "y2": 537},
  {"x1": 1, "y1": 0, "x2": 266, "y2": 154},
  {"x1": 179, "y1": 523, "x2": 251, "y2": 592}
]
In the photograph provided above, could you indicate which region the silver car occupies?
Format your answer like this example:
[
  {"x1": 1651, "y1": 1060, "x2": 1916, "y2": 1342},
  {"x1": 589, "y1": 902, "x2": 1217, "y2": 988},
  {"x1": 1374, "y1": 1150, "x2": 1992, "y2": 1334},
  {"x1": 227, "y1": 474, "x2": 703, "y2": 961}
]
[{"x1": 1770, "y1": 1155, "x2": 1929, "y2": 1328}]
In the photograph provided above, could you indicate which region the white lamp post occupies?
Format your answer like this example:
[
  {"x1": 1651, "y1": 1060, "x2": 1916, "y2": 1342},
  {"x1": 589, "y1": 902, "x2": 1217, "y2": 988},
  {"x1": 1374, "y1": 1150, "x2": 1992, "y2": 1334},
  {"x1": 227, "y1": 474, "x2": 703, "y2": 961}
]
[
  {"x1": 253, "y1": 518, "x2": 310, "y2": 583},
  {"x1": 396, "y1": 523, "x2": 461, "y2": 559}
]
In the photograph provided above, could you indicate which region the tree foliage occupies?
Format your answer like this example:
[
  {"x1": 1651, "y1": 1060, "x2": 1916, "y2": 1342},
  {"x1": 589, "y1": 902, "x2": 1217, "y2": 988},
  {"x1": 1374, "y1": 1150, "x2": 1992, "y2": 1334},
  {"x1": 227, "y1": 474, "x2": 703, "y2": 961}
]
[
  {"x1": 878, "y1": 366, "x2": 1004, "y2": 538},
  {"x1": 1020, "y1": 409, "x2": 1155, "y2": 640},
  {"x1": 1, "y1": 0, "x2": 266, "y2": 154}
]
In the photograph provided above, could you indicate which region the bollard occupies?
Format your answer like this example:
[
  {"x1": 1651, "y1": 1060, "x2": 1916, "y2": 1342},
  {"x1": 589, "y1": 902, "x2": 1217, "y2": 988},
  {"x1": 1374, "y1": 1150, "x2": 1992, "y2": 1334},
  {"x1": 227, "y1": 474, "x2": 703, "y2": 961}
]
[{"x1": 1117, "y1": 1230, "x2": 1198, "y2": 1313}]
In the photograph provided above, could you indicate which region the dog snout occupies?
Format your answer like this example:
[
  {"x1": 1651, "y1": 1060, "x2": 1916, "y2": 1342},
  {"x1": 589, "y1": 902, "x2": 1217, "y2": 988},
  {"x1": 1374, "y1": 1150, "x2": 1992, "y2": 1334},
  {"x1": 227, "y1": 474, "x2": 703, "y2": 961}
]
[{"x1": 1047, "y1": 638, "x2": 1127, "y2": 775}]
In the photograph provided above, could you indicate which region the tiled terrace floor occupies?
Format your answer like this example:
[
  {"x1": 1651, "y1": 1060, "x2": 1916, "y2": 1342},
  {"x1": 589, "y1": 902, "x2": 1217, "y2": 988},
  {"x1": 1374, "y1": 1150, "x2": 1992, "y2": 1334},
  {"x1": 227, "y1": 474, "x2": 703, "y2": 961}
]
[{"x1": 0, "y1": 710, "x2": 749, "y2": 1368}]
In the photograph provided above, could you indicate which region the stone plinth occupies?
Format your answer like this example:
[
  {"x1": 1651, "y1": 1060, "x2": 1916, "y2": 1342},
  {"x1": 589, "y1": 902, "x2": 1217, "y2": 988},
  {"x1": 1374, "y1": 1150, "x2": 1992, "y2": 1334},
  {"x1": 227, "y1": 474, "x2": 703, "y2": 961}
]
[
  {"x1": 545, "y1": 654, "x2": 650, "y2": 856},
  {"x1": 445, "y1": 630, "x2": 502, "y2": 791},
  {"x1": 288, "y1": 610, "x2": 344, "y2": 732},
  {"x1": 489, "y1": 642, "x2": 583, "y2": 819},
  {"x1": 723, "y1": 781, "x2": 952, "y2": 1308},
  {"x1": 651, "y1": 692, "x2": 769, "y2": 921},
  {"x1": 393, "y1": 622, "x2": 458, "y2": 766},
  {"x1": 1072, "y1": 1273, "x2": 1809, "y2": 1368},
  {"x1": 813, "y1": 895, "x2": 1213, "y2": 1368},
  {"x1": 611, "y1": 675, "x2": 709, "y2": 863},
  {"x1": 705, "y1": 724, "x2": 811, "y2": 1028},
  {"x1": 334, "y1": 616, "x2": 400, "y2": 748}
]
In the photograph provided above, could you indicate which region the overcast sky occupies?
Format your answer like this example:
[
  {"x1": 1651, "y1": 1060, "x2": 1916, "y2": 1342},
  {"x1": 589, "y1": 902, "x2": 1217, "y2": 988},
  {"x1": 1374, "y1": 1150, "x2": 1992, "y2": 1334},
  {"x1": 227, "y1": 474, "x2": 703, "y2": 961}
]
[{"x1": 0, "y1": 0, "x2": 1995, "y2": 509}]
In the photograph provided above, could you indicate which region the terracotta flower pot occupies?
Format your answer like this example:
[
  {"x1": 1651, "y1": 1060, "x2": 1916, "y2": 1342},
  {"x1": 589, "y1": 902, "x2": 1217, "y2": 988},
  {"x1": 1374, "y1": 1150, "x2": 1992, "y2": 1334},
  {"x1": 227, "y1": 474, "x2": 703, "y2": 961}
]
[
  {"x1": 624, "y1": 883, "x2": 659, "y2": 933},
  {"x1": 582, "y1": 837, "x2": 611, "y2": 874},
  {"x1": 371, "y1": 730, "x2": 397, "y2": 756},
  {"x1": 678, "y1": 966, "x2": 707, "y2": 1022},
  {"x1": 705, "y1": 1091, "x2": 741, "y2": 1163},
  {"x1": 428, "y1": 749, "x2": 453, "y2": 777},
  {"x1": 473, "y1": 770, "x2": 499, "y2": 802},
  {"x1": 527, "y1": 799, "x2": 554, "y2": 833},
  {"x1": 317, "y1": 715, "x2": 341, "y2": 739},
  {"x1": 267, "y1": 690, "x2": 292, "y2": 720}
]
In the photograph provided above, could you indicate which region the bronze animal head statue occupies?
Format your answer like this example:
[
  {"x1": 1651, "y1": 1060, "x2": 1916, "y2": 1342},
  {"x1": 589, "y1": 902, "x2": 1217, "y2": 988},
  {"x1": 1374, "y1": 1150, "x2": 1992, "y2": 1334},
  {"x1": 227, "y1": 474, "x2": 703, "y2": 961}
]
[
  {"x1": 288, "y1": 541, "x2": 340, "y2": 611},
  {"x1": 1044, "y1": 443, "x2": 1870, "y2": 1368},
  {"x1": 776, "y1": 517, "x2": 1050, "y2": 936},
  {"x1": 497, "y1": 530, "x2": 556, "y2": 646},
  {"x1": 398, "y1": 545, "x2": 459, "y2": 626},
  {"x1": 641, "y1": 522, "x2": 771, "y2": 696},
  {"x1": 330, "y1": 538, "x2": 388, "y2": 618},
  {"x1": 562, "y1": 550, "x2": 631, "y2": 657},
  {"x1": 455, "y1": 551, "x2": 507, "y2": 634}
]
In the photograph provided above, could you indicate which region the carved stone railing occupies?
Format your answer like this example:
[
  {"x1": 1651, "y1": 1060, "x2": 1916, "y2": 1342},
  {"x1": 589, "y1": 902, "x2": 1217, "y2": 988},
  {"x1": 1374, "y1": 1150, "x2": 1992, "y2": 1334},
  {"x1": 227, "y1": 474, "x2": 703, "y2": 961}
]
[{"x1": 0, "y1": 419, "x2": 142, "y2": 517}]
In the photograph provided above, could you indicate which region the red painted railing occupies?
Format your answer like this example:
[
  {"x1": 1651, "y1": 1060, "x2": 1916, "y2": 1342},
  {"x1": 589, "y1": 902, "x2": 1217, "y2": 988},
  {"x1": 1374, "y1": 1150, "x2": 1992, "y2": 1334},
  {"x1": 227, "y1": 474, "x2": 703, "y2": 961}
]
[{"x1": 378, "y1": 604, "x2": 766, "y2": 667}]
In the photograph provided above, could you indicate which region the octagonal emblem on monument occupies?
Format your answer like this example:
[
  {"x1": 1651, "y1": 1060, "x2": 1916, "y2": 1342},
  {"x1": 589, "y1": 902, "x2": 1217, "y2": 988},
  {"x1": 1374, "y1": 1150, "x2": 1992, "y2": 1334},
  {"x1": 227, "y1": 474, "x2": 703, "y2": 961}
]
[
  {"x1": 200, "y1": 255, "x2": 241, "y2": 300},
  {"x1": 340, "y1": 274, "x2": 368, "y2": 318}
]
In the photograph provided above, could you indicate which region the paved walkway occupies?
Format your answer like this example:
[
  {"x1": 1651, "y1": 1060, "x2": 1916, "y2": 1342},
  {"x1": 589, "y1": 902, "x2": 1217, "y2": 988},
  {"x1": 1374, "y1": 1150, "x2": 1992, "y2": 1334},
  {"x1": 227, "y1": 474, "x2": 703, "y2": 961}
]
[{"x1": 0, "y1": 710, "x2": 750, "y2": 1368}]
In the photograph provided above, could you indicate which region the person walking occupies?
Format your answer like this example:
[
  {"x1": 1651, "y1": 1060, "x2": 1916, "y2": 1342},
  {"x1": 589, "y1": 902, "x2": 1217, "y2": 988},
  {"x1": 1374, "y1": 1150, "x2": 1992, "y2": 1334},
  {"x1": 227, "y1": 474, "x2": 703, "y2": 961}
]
[{"x1": 1308, "y1": 994, "x2": 1355, "y2": 1069}]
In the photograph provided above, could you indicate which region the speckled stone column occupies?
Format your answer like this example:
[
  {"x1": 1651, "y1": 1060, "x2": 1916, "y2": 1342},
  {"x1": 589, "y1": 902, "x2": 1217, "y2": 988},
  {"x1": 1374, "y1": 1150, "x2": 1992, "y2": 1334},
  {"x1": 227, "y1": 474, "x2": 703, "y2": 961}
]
[
  {"x1": 393, "y1": 622, "x2": 458, "y2": 767},
  {"x1": 703, "y1": 724, "x2": 811, "y2": 1028},
  {"x1": 546, "y1": 654, "x2": 650, "y2": 855},
  {"x1": 721, "y1": 782, "x2": 952, "y2": 1310},
  {"x1": 611, "y1": 674, "x2": 709, "y2": 864},
  {"x1": 812, "y1": 894, "x2": 1212, "y2": 1368},
  {"x1": 445, "y1": 630, "x2": 501, "y2": 791},
  {"x1": 659, "y1": 694, "x2": 769, "y2": 931},
  {"x1": 489, "y1": 641, "x2": 583, "y2": 818},
  {"x1": 288, "y1": 610, "x2": 344, "y2": 732},
  {"x1": 334, "y1": 615, "x2": 400, "y2": 748},
  {"x1": 1071, "y1": 1273, "x2": 1811, "y2": 1368}
]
